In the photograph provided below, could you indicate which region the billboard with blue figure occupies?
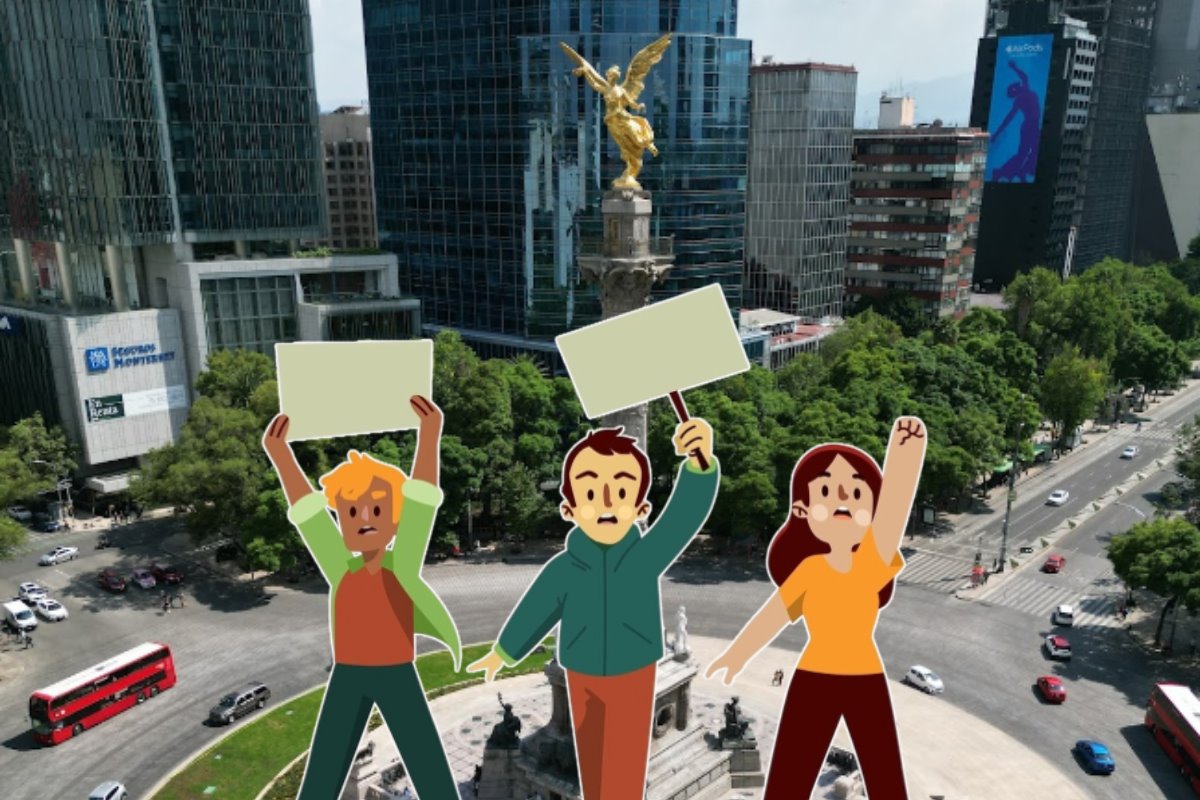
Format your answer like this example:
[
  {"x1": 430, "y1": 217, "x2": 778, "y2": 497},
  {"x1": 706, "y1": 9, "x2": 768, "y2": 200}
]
[{"x1": 985, "y1": 34, "x2": 1053, "y2": 183}]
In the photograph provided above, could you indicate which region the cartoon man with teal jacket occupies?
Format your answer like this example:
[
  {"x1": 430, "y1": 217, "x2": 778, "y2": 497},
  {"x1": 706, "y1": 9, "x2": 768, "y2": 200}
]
[
  {"x1": 263, "y1": 395, "x2": 460, "y2": 800},
  {"x1": 469, "y1": 419, "x2": 719, "y2": 800}
]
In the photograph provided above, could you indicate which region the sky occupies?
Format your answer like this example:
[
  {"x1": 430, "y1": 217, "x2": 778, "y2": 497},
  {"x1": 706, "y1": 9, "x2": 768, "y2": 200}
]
[{"x1": 309, "y1": 0, "x2": 988, "y2": 126}]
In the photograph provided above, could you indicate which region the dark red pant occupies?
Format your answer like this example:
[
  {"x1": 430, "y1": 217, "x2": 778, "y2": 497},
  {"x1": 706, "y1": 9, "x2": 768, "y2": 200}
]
[
  {"x1": 566, "y1": 664, "x2": 657, "y2": 800},
  {"x1": 765, "y1": 669, "x2": 909, "y2": 800}
]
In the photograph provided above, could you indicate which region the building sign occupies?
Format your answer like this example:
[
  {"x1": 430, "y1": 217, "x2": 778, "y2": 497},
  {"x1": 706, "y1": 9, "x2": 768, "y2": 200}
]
[
  {"x1": 84, "y1": 385, "x2": 187, "y2": 424},
  {"x1": 85, "y1": 343, "x2": 176, "y2": 373},
  {"x1": 985, "y1": 34, "x2": 1053, "y2": 184},
  {"x1": 84, "y1": 395, "x2": 125, "y2": 423},
  {"x1": 0, "y1": 313, "x2": 21, "y2": 335}
]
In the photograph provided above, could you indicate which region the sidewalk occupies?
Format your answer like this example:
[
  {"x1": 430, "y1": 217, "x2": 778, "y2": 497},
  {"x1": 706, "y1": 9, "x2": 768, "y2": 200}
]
[{"x1": 344, "y1": 636, "x2": 1088, "y2": 800}]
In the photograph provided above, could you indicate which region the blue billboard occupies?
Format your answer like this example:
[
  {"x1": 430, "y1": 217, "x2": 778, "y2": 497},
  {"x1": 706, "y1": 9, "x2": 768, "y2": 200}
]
[{"x1": 985, "y1": 34, "x2": 1053, "y2": 183}]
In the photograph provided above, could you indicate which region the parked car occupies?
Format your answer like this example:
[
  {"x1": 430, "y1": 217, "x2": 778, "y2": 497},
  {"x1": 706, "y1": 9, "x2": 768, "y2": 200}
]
[
  {"x1": 1073, "y1": 739, "x2": 1115, "y2": 775},
  {"x1": 2, "y1": 599, "x2": 37, "y2": 631},
  {"x1": 130, "y1": 568, "x2": 157, "y2": 589},
  {"x1": 87, "y1": 781, "x2": 129, "y2": 800},
  {"x1": 32, "y1": 513, "x2": 64, "y2": 532},
  {"x1": 1036, "y1": 675, "x2": 1066, "y2": 703},
  {"x1": 903, "y1": 665, "x2": 944, "y2": 694},
  {"x1": 208, "y1": 682, "x2": 271, "y2": 725},
  {"x1": 38, "y1": 545, "x2": 79, "y2": 566},
  {"x1": 6, "y1": 505, "x2": 32, "y2": 522},
  {"x1": 17, "y1": 581, "x2": 48, "y2": 603},
  {"x1": 1046, "y1": 490, "x2": 1070, "y2": 506},
  {"x1": 34, "y1": 597, "x2": 68, "y2": 622},
  {"x1": 1042, "y1": 554, "x2": 1067, "y2": 573},
  {"x1": 1120, "y1": 445, "x2": 1138, "y2": 459},
  {"x1": 150, "y1": 564, "x2": 184, "y2": 585},
  {"x1": 96, "y1": 570, "x2": 127, "y2": 593},
  {"x1": 1044, "y1": 634, "x2": 1072, "y2": 661},
  {"x1": 1052, "y1": 603, "x2": 1075, "y2": 626}
]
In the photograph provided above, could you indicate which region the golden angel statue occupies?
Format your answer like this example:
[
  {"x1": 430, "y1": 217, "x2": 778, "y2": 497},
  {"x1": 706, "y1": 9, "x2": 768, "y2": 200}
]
[{"x1": 560, "y1": 33, "x2": 672, "y2": 191}]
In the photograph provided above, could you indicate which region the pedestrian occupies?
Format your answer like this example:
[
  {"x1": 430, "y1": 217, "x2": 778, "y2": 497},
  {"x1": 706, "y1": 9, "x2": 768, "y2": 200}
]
[
  {"x1": 472, "y1": 765, "x2": 482, "y2": 795},
  {"x1": 162, "y1": 592, "x2": 170, "y2": 614},
  {"x1": 21, "y1": 630, "x2": 33, "y2": 649}
]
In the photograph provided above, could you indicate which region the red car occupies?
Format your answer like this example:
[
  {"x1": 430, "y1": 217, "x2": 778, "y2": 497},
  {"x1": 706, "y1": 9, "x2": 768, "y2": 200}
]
[
  {"x1": 1037, "y1": 675, "x2": 1067, "y2": 703},
  {"x1": 150, "y1": 564, "x2": 184, "y2": 585},
  {"x1": 97, "y1": 569, "x2": 127, "y2": 593},
  {"x1": 1042, "y1": 554, "x2": 1066, "y2": 573}
]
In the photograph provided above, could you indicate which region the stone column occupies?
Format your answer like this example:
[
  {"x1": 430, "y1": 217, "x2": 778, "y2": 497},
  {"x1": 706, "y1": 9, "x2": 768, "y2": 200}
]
[
  {"x1": 54, "y1": 242, "x2": 77, "y2": 309},
  {"x1": 545, "y1": 660, "x2": 572, "y2": 735},
  {"x1": 14, "y1": 238, "x2": 35, "y2": 300},
  {"x1": 104, "y1": 244, "x2": 130, "y2": 311},
  {"x1": 577, "y1": 189, "x2": 674, "y2": 450}
]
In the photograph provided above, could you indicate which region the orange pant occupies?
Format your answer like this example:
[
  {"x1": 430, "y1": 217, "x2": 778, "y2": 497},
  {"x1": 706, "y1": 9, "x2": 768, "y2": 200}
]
[{"x1": 566, "y1": 664, "x2": 657, "y2": 800}]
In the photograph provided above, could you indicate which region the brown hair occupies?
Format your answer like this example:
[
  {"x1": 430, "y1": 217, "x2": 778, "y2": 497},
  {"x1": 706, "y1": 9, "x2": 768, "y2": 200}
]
[
  {"x1": 766, "y1": 443, "x2": 895, "y2": 607},
  {"x1": 560, "y1": 428, "x2": 652, "y2": 506}
]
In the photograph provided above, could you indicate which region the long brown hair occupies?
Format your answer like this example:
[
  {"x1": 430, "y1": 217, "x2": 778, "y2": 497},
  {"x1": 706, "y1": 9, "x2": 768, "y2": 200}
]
[{"x1": 766, "y1": 443, "x2": 895, "y2": 607}]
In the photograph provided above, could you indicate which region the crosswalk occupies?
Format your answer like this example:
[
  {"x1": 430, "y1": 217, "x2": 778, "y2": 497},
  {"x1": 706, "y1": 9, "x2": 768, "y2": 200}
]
[
  {"x1": 898, "y1": 550, "x2": 979, "y2": 594},
  {"x1": 973, "y1": 573, "x2": 1122, "y2": 629}
]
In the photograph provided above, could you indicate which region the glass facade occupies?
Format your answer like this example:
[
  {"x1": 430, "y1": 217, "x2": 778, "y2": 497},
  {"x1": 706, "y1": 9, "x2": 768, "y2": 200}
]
[
  {"x1": 363, "y1": 0, "x2": 749, "y2": 350},
  {"x1": 200, "y1": 275, "x2": 297, "y2": 355},
  {"x1": 0, "y1": 0, "x2": 324, "y2": 248},
  {"x1": 0, "y1": 312, "x2": 62, "y2": 428},
  {"x1": 744, "y1": 64, "x2": 855, "y2": 319},
  {"x1": 326, "y1": 307, "x2": 418, "y2": 341}
]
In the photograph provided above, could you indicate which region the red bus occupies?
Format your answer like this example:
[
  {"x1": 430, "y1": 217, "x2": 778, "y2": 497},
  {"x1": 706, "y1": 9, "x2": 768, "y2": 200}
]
[
  {"x1": 28, "y1": 642, "x2": 176, "y2": 745},
  {"x1": 1146, "y1": 682, "x2": 1200, "y2": 795}
]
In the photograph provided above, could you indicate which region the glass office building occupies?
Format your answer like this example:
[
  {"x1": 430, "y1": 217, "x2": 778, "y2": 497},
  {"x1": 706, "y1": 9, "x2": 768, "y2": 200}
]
[{"x1": 363, "y1": 0, "x2": 750, "y2": 360}]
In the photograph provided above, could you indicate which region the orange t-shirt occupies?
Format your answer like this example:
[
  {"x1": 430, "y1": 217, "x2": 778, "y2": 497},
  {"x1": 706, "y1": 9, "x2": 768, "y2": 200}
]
[
  {"x1": 333, "y1": 566, "x2": 414, "y2": 666},
  {"x1": 778, "y1": 527, "x2": 904, "y2": 676}
]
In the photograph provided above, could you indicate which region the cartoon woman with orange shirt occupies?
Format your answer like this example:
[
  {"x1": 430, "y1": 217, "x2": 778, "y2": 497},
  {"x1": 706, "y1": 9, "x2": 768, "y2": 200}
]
[{"x1": 707, "y1": 416, "x2": 926, "y2": 799}]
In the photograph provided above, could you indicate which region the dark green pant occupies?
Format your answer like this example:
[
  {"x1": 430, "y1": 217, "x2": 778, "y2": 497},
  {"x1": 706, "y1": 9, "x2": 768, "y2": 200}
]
[{"x1": 298, "y1": 662, "x2": 458, "y2": 800}]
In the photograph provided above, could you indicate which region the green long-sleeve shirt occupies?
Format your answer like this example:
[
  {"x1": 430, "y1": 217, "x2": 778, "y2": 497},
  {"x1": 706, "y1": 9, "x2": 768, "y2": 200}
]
[
  {"x1": 495, "y1": 458, "x2": 719, "y2": 676},
  {"x1": 287, "y1": 479, "x2": 462, "y2": 670}
]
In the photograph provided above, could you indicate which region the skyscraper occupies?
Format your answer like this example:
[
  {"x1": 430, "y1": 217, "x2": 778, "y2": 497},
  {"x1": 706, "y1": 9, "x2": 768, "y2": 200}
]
[
  {"x1": 319, "y1": 107, "x2": 379, "y2": 250},
  {"x1": 744, "y1": 62, "x2": 856, "y2": 320},
  {"x1": 971, "y1": 8, "x2": 1098, "y2": 287},
  {"x1": 983, "y1": 0, "x2": 1155, "y2": 272},
  {"x1": 362, "y1": 1, "x2": 750, "y2": 365}
]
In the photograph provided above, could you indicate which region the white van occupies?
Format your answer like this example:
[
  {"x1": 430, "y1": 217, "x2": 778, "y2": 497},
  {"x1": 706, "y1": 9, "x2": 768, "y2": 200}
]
[{"x1": 3, "y1": 599, "x2": 38, "y2": 631}]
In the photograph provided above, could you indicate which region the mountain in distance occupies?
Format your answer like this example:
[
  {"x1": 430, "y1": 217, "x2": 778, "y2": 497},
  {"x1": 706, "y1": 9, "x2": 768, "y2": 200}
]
[{"x1": 855, "y1": 71, "x2": 976, "y2": 128}]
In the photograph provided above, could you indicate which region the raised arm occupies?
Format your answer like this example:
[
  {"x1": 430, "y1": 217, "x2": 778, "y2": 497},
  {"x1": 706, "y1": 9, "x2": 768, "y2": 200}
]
[
  {"x1": 1009, "y1": 59, "x2": 1029, "y2": 88},
  {"x1": 638, "y1": 418, "x2": 720, "y2": 574},
  {"x1": 263, "y1": 414, "x2": 315, "y2": 504},
  {"x1": 409, "y1": 395, "x2": 442, "y2": 486},
  {"x1": 871, "y1": 417, "x2": 927, "y2": 565}
]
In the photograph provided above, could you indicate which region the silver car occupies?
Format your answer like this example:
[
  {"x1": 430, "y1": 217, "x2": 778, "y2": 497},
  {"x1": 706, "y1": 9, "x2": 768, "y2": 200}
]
[{"x1": 39, "y1": 545, "x2": 79, "y2": 565}]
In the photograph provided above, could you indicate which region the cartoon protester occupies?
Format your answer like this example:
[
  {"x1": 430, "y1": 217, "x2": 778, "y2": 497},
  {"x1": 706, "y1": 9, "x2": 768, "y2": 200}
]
[
  {"x1": 992, "y1": 58, "x2": 1042, "y2": 182},
  {"x1": 706, "y1": 416, "x2": 926, "y2": 799},
  {"x1": 467, "y1": 420, "x2": 720, "y2": 800},
  {"x1": 262, "y1": 395, "x2": 461, "y2": 800}
]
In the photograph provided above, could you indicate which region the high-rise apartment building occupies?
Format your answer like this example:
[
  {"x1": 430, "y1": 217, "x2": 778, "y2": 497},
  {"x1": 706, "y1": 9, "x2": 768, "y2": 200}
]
[
  {"x1": 362, "y1": 0, "x2": 750, "y2": 365},
  {"x1": 744, "y1": 62, "x2": 856, "y2": 320},
  {"x1": 971, "y1": 9, "x2": 1098, "y2": 287},
  {"x1": 984, "y1": 0, "x2": 1155, "y2": 271},
  {"x1": 0, "y1": 1, "x2": 407, "y2": 478},
  {"x1": 846, "y1": 126, "x2": 988, "y2": 319},
  {"x1": 319, "y1": 106, "x2": 378, "y2": 250}
]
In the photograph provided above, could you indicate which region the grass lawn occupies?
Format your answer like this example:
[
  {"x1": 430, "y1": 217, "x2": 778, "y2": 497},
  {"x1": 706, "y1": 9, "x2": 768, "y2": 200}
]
[{"x1": 153, "y1": 639, "x2": 555, "y2": 800}]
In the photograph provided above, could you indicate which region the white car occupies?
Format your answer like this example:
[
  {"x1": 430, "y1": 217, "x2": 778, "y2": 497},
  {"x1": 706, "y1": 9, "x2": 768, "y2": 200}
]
[
  {"x1": 88, "y1": 782, "x2": 128, "y2": 800},
  {"x1": 1121, "y1": 445, "x2": 1138, "y2": 459},
  {"x1": 903, "y1": 665, "x2": 945, "y2": 694},
  {"x1": 38, "y1": 545, "x2": 79, "y2": 565},
  {"x1": 1046, "y1": 489, "x2": 1070, "y2": 506},
  {"x1": 131, "y1": 568, "x2": 157, "y2": 589},
  {"x1": 34, "y1": 597, "x2": 68, "y2": 621},
  {"x1": 17, "y1": 582, "x2": 48, "y2": 603},
  {"x1": 6, "y1": 505, "x2": 32, "y2": 522},
  {"x1": 1053, "y1": 603, "x2": 1075, "y2": 627}
]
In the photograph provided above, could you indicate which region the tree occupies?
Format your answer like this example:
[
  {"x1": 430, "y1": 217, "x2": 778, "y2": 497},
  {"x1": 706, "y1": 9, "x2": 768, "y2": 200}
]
[
  {"x1": 1114, "y1": 324, "x2": 1189, "y2": 392},
  {"x1": 1109, "y1": 517, "x2": 1200, "y2": 644},
  {"x1": 195, "y1": 349, "x2": 275, "y2": 409},
  {"x1": 851, "y1": 292, "x2": 930, "y2": 338},
  {"x1": 0, "y1": 517, "x2": 27, "y2": 560},
  {"x1": 1038, "y1": 348, "x2": 1106, "y2": 449},
  {"x1": 1003, "y1": 267, "x2": 1060, "y2": 342},
  {"x1": 3, "y1": 412, "x2": 76, "y2": 495}
]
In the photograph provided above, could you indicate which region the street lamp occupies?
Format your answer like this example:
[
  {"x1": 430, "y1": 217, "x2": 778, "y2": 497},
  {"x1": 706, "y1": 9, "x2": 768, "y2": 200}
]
[{"x1": 996, "y1": 422, "x2": 1029, "y2": 573}]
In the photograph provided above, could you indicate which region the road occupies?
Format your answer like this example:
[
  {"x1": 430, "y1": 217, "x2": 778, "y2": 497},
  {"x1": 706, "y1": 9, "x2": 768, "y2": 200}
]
[{"x1": 0, "y1": 389, "x2": 1196, "y2": 799}]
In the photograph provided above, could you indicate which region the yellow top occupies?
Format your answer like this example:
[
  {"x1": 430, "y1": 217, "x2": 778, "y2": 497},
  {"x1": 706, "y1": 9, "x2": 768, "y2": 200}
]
[{"x1": 778, "y1": 528, "x2": 905, "y2": 676}]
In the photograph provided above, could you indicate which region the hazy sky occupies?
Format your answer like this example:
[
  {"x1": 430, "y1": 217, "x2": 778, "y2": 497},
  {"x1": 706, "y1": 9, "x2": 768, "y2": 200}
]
[{"x1": 310, "y1": 0, "x2": 987, "y2": 122}]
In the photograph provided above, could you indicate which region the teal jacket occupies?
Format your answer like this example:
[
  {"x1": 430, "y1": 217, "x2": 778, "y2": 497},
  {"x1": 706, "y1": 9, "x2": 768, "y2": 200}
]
[
  {"x1": 287, "y1": 480, "x2": 462, "y2": 670},
  {"x1": 495, "y1": 459, "x2": 719, "y2": 676}
]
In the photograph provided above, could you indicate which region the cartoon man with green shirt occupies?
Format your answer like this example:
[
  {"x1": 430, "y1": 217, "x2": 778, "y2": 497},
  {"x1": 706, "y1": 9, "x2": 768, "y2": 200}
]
[
  {"x1": 468, "y1": 419, "x2": 719, "y2": 800},
  {"x1": 262, "y1": 395, "x2": 460, "y2": 800}
]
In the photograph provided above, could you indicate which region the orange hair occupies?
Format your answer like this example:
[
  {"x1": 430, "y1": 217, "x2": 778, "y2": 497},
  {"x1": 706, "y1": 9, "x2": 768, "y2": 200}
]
[{"x1": 319, "y1": 450, "x2": 407, "y2": 524}]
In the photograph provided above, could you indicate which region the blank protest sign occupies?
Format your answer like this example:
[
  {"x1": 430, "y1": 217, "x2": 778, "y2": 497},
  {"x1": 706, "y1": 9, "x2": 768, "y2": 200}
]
[
  {"x1": 556, "y1": 284, "x2": 750, "y2": 419},
  {"x1": 275, "y1": 340, "x2": 433, "y2": 441}
]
